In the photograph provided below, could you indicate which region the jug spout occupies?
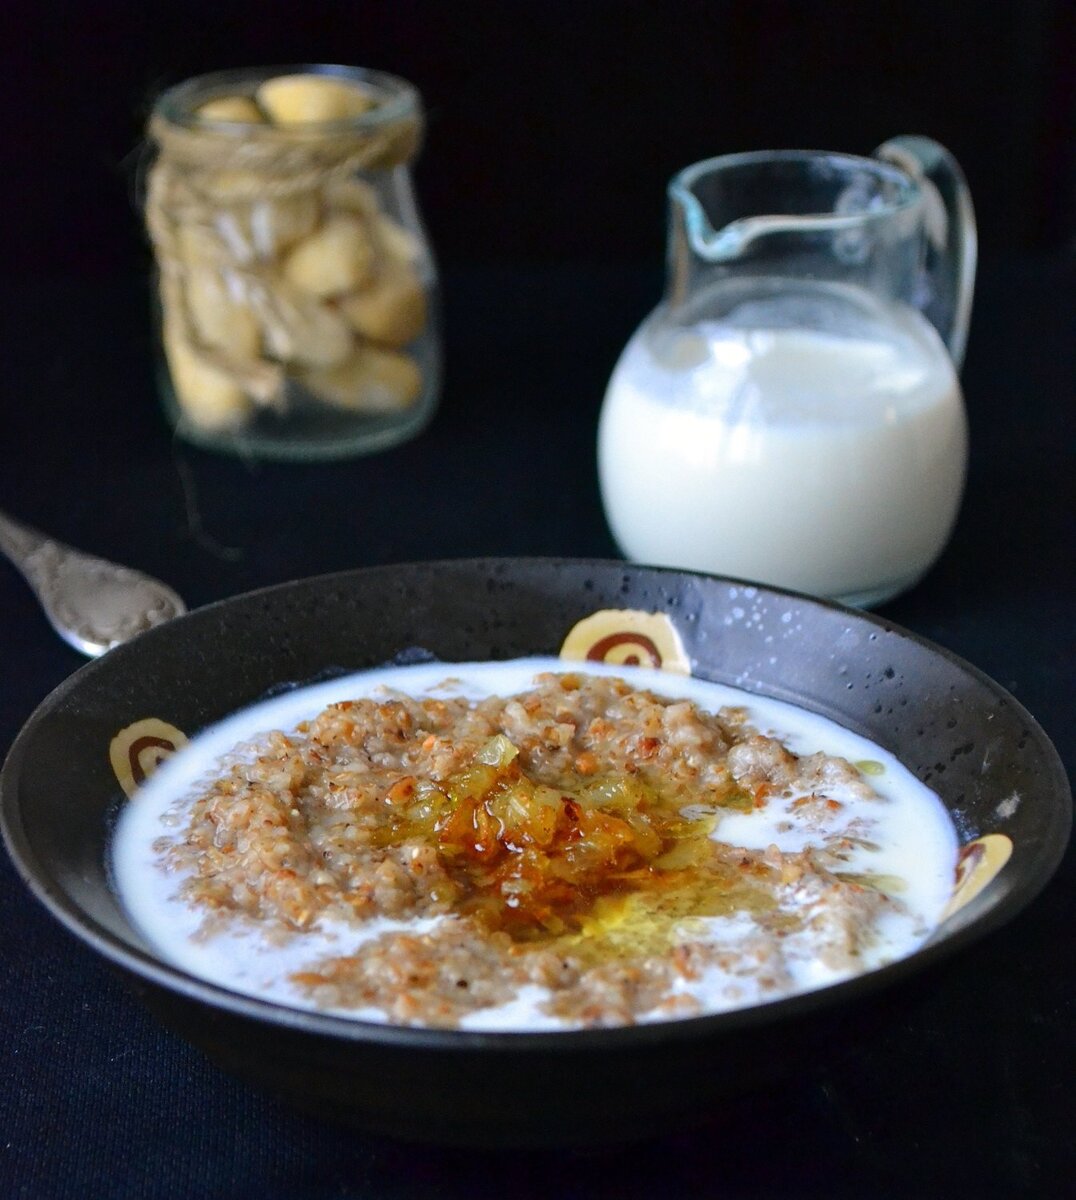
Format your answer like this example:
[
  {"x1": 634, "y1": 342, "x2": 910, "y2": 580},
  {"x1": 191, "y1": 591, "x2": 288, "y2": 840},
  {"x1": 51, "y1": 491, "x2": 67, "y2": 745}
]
[
  {"x1": 665, "y1": 158, "x2": 770, "y2": 304},
  {"x1": 672, "y1": 190, "x2": 887, "y2": 265},
  {"x1": 664, "y1": 150, "x2": 923, "y2": 314},
  {"x1": 663, "y1": 144, "x2": 975, "y2": 371}
]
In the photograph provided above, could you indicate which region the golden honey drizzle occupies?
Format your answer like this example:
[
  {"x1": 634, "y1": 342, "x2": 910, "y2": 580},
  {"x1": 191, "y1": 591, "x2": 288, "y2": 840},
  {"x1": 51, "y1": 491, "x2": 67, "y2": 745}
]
[{"x1": 379, "y1": 733, "x2": 780, "y2": 966}]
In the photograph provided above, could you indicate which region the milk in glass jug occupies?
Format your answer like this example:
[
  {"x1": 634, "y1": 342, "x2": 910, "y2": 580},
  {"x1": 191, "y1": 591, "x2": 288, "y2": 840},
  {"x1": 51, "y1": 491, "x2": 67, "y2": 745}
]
[{"x1": 598, "y1": 138, "x2": 975, "y2": 607}]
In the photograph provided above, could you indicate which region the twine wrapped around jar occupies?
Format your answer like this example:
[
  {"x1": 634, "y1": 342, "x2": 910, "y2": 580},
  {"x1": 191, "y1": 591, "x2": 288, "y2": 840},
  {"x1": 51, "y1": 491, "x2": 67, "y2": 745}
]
[{"x1": 144, "y1": 67, "x2": 434, "y2": 451}]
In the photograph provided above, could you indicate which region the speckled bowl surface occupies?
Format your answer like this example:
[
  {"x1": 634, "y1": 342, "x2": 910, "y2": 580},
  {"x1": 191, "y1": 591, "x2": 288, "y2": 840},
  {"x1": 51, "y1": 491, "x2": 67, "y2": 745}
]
[{"x1": 1, "y1": 559, "x2": 1069, "y2": 1145}]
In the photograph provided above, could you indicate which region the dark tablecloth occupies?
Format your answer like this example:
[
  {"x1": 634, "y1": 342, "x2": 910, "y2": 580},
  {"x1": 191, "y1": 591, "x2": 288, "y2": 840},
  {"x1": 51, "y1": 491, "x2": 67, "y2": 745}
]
[{"x1": 1, "y1": 260, "x2": 1073, "y2": 1198}]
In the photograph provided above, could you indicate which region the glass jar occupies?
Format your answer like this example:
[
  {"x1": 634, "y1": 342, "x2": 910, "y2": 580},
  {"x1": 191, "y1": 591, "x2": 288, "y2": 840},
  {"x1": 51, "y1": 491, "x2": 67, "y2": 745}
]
[{"x1": 145, "y1": 65, "x2": 439, "y2": 460}]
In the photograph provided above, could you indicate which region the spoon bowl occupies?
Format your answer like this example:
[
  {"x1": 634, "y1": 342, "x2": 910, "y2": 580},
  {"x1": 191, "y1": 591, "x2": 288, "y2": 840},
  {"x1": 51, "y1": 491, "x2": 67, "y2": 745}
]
[{"x1": 0, "y1": 509, "x2": 186, "y2": 656}]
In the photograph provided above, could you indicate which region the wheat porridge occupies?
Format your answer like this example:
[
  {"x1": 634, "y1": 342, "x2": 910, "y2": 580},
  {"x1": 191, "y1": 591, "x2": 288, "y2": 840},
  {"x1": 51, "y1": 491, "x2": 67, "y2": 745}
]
[{"x1": 111, "y1": 658, "x2": 958, "y2": 1030}]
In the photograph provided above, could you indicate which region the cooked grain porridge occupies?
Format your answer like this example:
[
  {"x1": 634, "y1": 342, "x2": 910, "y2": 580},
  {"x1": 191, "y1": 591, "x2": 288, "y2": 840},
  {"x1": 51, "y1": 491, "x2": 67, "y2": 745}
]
[{"x1": 112, "y1": 658, "x2": 958, "y2": 1030}]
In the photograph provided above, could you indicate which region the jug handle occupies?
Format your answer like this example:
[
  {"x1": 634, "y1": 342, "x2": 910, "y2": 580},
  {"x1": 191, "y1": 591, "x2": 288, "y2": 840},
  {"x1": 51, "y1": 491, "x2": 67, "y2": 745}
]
[{"x1": 874, "y1": 136, "x2": 977, "y2": 371}]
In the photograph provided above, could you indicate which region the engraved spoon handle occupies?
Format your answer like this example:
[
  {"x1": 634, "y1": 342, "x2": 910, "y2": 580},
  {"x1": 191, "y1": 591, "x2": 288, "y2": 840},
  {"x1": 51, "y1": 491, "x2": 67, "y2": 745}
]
[{"x1": 0, "y1": 509, "x2": 186, "y2": 657}]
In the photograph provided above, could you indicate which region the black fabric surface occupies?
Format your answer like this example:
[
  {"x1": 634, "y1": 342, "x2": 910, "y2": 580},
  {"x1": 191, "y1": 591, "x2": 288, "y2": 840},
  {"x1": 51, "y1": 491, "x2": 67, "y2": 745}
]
[{"x1": 0, "y1": 261, "x2": 1073, "y2": 1198}]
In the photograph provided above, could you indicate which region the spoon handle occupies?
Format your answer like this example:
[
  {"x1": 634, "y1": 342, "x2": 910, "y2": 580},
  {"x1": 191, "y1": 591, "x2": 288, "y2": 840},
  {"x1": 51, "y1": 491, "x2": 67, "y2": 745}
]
[{"x1": 0, "y1": 510, "x2": 186, "y2": 657}]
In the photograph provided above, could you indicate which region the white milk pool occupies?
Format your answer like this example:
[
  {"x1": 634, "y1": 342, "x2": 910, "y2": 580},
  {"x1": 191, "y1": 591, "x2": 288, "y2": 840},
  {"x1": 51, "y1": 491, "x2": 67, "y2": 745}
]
[{"x1": 111, "y1": 658, "x2": 958, "y2": 1030}]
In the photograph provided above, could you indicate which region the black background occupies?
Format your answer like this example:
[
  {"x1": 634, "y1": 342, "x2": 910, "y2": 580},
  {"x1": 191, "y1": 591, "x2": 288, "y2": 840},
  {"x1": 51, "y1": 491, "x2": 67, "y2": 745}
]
[
  {"x1": 1, "y1": 3, "x2": 1074, "y2": 1198},
  {"x1": 1, "y1": 0, "x2": 1073, "y2": 276}
]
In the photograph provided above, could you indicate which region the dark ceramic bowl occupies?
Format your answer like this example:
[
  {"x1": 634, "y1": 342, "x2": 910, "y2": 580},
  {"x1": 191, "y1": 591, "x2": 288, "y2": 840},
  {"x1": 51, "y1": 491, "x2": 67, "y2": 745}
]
[{"x1": 1, "y1": 559, "x2": 1070, "y2": 1146}]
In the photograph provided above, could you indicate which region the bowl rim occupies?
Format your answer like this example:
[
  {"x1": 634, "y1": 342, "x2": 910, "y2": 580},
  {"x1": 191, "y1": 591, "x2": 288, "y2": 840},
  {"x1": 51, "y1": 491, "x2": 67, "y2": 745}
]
[{"x1": 2, "y1": 556, "x2": 1071, "y2": 1050}]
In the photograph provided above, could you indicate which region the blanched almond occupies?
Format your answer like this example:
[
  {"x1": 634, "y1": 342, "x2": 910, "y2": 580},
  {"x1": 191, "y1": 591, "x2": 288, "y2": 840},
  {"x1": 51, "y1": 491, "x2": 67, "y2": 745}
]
[
  {"x1": 324, "y1": 181, "x2": 425, "y2": 271},
  {"x1": 323, "y1": 175, "x2": 380, "y2": 217},
  {"x1": 177, "y1": 220, "x2": 224, "y2": 265},
  {"x1": 184, "y1": 266, "x2": 261, "y2": 360},
  {"x1": 196, "y1": 95, "x2": 265, "y2": 123},
  {"x1": 248, "y1": 193, "x2": 320, "y2": 259},
  {"x1": 258, "y1": 279, "x2": 353, "y2": 367},
  {"x1": 373, "y1": 213, "x2": 423, "y2": 266},
  {"x1": 163, "y1": 325, "x2": 253, "y2": 430},
  {"x1": 256, "y1": 74, "x2": 375, "y2": 125},
  {"x1": 302, "y1": 345, "x2": 422, "y2": 412},
  {"x1": 282, "y1": 215, "x2": 376, "y2": 297},
  {"x1": 339, "y1": 265, "x2": 426, "y2": 347}
]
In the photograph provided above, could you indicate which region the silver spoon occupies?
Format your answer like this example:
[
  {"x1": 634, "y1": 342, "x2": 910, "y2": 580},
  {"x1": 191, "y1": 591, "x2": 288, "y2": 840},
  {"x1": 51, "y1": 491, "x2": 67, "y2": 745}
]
[{"x1": 0, "y1": 509, "x2": 186, "y2": 657}]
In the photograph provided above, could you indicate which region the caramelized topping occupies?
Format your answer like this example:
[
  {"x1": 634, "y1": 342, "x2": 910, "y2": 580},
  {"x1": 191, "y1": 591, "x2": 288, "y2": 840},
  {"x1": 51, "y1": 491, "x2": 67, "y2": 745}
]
[{"x1": 378, "y1": 734, "x2": 766, "y2": 942}]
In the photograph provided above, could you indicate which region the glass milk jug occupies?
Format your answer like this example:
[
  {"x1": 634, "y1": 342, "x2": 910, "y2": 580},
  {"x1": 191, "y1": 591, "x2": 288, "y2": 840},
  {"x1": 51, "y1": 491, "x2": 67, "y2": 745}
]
[{"x1": 598, "y1": 138, "x2": 975, "y2": 607}]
